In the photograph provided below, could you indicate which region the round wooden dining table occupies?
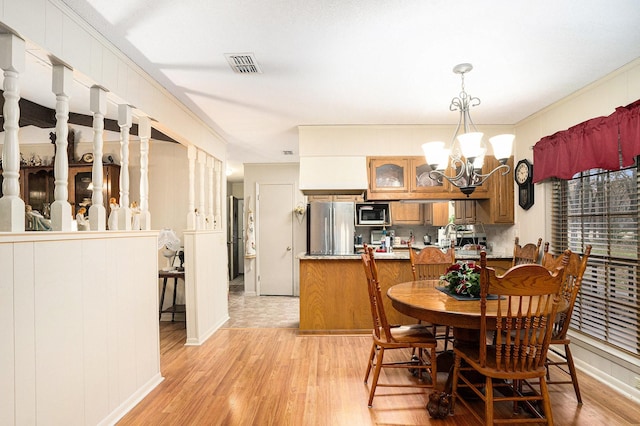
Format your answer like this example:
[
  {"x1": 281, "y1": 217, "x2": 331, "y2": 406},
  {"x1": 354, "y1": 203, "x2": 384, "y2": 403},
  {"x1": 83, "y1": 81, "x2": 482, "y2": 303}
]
[
  {"x1": 387, "y1": 280, "x2": 496, "y2": 330},
  {"x1": 387, "y1": 280, "x2": 568, "y2": 334}
]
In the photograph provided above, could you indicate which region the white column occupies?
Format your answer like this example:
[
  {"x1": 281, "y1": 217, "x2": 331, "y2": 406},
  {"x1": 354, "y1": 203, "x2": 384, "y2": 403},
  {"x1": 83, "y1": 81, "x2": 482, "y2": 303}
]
[
  {"x1": 186, "y1": 145, "x2": 197, "y2": 230},
  {"x1": 0, "y1": 34, "x2": 26, "y2": 232},
  {"x1": 206, "y1": 156, "x2": 215, "y2": 230},
  {"x1": 138, "y1": 116, "x2": 152, "y2": 230},
  {"x1": 214, "y1": 159, "x2": 222, "y2": 230},
  {"x1": 89, "y1": 85, "x2": 107, "y2": 230},
  {"x1": 197, "y1": 150, "x2": 206, "y2": 230},
  {"x1": 117, "y1": 104, "x2": 132, "y2": 230},
  {"x1": 50, "y1": 64, "x2": 73, "y2": 231}
]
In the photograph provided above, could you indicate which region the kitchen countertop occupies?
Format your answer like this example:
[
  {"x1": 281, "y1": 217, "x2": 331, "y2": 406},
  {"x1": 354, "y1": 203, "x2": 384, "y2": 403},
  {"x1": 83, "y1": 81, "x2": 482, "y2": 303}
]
[{"x1": 299, "y1": 250, "x2": 511, "y2": 261}]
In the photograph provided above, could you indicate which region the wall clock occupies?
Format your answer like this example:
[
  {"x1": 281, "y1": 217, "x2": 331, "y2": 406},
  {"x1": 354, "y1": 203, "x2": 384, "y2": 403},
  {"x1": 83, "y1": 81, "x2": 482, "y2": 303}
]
[{"x1": 514, "y1": 159, "x2": 534, "y2": 210}]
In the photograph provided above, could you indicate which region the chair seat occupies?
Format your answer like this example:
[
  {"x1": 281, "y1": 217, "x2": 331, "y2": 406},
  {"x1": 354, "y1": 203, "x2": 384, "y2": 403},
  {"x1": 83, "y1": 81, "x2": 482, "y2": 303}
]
[
  {"x1": 455, "y1": 344, "x2": 548, "y2": 381},
  {"x1": 377, "y1": 324, "x2": 436, "y2": 344}
]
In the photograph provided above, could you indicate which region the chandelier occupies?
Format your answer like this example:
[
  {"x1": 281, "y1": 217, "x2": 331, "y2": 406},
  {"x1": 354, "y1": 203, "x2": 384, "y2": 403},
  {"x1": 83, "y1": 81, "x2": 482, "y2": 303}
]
[{"x1": 422, "y1": 63, "x2": 514, "y2": 197}]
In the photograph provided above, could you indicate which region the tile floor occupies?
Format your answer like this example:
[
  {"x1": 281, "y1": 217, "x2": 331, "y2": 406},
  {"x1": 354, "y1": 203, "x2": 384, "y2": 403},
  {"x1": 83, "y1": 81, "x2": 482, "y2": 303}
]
[{"x1": 222, "y1": 274, "x2": 300, "y2": 329}]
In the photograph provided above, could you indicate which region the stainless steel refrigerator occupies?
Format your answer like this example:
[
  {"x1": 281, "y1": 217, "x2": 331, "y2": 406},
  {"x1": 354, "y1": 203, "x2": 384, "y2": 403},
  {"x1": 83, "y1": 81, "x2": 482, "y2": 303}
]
[{"x1": 307, "y1": 202, "x2": 355, "y2": 255}]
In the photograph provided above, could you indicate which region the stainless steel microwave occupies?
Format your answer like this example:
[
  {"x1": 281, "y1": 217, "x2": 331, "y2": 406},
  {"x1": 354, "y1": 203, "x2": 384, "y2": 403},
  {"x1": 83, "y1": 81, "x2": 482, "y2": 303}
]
[{"x1": 356, "y1": 203, "x2": 389, "y2": 225}]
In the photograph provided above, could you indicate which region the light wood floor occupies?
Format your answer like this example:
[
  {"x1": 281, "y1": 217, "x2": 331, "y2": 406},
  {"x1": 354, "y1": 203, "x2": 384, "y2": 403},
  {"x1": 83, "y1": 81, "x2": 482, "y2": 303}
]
[{"x1": 118, "y1": 321, "x2": 640, "y2": 426}]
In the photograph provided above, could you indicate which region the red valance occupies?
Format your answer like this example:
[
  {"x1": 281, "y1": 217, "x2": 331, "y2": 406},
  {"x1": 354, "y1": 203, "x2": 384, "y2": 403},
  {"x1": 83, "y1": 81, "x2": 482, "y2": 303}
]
[
  {"x1": 533, "y1": 99, "x2": 640, "y2": 182},
  {"x1": 533, "y1": 114, "x2": 620, "y2": 182},
  {"x1": 615, "y1": 99, "x2": 640, "y2": 167}
]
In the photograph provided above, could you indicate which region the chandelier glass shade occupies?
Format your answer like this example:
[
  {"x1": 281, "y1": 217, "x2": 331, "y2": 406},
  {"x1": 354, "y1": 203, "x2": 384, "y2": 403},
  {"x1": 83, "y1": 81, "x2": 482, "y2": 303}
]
[{"x1": 422, "y1": 63, "x2": 514, "y2": 196}]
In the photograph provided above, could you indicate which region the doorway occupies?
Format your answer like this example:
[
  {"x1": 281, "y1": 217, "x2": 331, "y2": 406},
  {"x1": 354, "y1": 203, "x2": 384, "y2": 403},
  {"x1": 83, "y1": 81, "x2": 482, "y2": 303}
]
[
  {"x1": 256, "y1": 183, "x2": 294, "y2": 295},
  {"x1": 228, "y1": 196, "x2": 244, "y2": 279}
]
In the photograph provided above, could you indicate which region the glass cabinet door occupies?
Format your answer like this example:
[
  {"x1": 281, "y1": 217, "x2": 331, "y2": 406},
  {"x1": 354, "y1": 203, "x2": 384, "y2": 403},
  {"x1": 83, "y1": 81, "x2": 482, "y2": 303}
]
[
  {"x1": 74, "y1": 171, "x2": 93, "y2": 215},
  {"x1": 411, "y1": 158, "x2": 448, "y2": 193},
  {"x1": 369, "y1": 158, "x2": 409, "y2": 192}
]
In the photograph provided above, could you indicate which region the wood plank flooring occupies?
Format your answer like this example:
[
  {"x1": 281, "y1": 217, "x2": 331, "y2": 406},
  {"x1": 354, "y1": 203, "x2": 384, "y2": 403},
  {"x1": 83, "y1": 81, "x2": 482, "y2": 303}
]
[{"x1": 118, "y1": 321, "x2": 640, "y2": 425}]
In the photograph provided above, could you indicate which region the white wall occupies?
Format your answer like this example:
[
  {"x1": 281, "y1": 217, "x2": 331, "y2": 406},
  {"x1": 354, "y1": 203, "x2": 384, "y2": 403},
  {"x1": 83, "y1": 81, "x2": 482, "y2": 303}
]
[
  {"x1": 513, "y1": 57, "x2": 640, "y2": 401},
  {"x1": 243, "y1": 163, "x2": 305, "y2": 296},
  {"x1": 0, "y1": 232, "x2": 162, "y2": 425},
  {"x1": 0, "y1": 4, "x2": 231, "y2": 424}
]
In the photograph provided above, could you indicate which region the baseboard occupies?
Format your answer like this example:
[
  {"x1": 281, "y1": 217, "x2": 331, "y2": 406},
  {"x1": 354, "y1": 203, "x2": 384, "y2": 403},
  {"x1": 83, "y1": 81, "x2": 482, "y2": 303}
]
[{"x1": 97, "y1": 373, "x2": 164, "y2": 426}]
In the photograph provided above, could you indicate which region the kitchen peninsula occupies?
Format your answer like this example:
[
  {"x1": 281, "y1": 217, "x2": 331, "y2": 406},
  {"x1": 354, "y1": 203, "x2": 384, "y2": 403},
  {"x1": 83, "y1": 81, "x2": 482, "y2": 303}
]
[{"x1": 298, "y1": 250, "x2": 512, "y2": 334}]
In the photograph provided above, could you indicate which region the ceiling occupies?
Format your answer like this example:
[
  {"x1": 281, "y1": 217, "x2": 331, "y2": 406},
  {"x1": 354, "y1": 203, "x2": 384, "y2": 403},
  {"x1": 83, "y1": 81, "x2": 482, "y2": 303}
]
[{"x1": 6, "y1": 1, "x2": 640, "y2": 181}]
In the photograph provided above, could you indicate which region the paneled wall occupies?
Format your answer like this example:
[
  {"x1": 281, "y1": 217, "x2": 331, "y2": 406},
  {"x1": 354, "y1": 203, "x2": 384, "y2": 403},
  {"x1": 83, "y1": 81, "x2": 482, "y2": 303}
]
[{"x1": 0, "y1": 232, "x2": 162, "y2": 425}]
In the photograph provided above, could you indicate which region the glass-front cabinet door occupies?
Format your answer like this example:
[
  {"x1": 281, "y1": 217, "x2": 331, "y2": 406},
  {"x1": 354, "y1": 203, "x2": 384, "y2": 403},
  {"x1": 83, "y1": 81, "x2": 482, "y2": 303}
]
[
  {"x1": 68, "y1": 164, "x2": 120, "y2": 217},
  {"x1": 410, "y1": 158, "x2": 449, "y2": 194},
  {"x1": 369, "y1": 158, "x2": 409, "y2": 192}
]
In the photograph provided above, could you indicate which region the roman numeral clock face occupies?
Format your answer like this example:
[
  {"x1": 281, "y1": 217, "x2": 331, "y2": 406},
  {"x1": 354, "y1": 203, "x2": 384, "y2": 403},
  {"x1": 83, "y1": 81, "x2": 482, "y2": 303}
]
[{"x1": 515, "y1": 159, "x2": 534, "y2": 210}]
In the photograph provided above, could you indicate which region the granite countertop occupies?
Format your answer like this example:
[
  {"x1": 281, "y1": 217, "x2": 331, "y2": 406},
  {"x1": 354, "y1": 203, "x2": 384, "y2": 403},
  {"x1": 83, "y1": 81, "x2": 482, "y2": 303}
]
[{"x1": 299, "y1": 250, "x2": 511, "y2": 261}]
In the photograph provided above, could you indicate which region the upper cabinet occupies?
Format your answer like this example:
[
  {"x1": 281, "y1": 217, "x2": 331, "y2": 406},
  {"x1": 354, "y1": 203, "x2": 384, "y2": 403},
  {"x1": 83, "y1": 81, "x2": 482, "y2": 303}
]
[
  {"x1": 390, "y1": 201, "x2": 449, "y2": 226},
  {"x1": 476, "y1": 156, "x2": 515, "y2": 224},
  {"x1": 390, "y1": 201, "x2": 423, "y2": 225},
  {"x1": 367, "y1": 155, "x2": 514, "y2": 224},
  {"x1": 368, "y1": 155, "x2": 492, "y2": 200},
  {"x1": 307, "y1": 194, "x2": 364, "y2": 202},
  {"x1": 369, "y1": 157, "x2": 410, "y2": 193},
  {"x1": 410, "y1": 158, "x2": 450, "y2": 194}
]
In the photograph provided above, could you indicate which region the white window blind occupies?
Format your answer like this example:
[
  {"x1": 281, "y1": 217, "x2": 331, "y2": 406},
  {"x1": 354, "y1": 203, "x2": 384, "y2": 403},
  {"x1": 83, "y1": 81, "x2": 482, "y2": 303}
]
[{"x1": 551, "y1": 160, "x2": 639, "y2": 355}]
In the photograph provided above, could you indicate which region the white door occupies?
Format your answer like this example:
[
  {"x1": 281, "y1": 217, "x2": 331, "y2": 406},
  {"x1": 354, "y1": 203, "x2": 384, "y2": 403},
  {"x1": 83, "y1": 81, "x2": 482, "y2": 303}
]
[{"x1": 257, "y1": 183, "x2": 294, "y2": 295}]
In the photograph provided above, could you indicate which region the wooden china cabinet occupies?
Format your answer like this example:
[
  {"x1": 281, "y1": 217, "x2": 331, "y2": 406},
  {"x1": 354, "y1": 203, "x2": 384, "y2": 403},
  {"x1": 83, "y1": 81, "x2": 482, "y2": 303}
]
[{"x1": 0, "y1": 163, "x2": 120, "y2": 218}]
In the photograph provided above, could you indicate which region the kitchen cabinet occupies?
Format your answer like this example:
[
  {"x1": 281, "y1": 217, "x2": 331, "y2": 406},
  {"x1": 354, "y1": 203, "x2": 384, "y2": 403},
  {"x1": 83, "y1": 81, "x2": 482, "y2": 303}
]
[
  {"x1": 425, "y1": 202, "x2": 449, "y2": 226},
  {"x1": 390, "y1": 201, "x2": 449, "y2": 226},
  {"x1": 367, "y1": 156, "x2": 487, "y2": 200},
  {"x1": 410, "y1": 158, "x2": 449, "y2": 194},
  {"x1": 454, "y1": 199, "x2": 477, "y2": 224},
  {"x1": 476, "y1": 156, "x2": 514, "y2": 224},
  {"x1": 390, "y1": 202, "x2": 423, "y2": 225},
  {"x1": 307, "y1": 194, "x2": 364, "y2": 202},
  {"x1": 453, "y1": 157, "x2": 515, "y2": 225},
  {"x1": 368, "y1": 157, "x2": 410, "y2": 193}
]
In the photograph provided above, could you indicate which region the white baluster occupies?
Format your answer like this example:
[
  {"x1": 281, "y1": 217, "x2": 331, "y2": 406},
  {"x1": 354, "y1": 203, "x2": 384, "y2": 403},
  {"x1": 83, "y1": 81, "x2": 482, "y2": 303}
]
[
  {"x1": 186, "y1": 145, "x2": 197, "y2": 230},
  {"x1": 117, "y1": 104, "x2": 132, "y2": 230},
  {"x1": 50, "y1": 64, "x2": 73, "y2": 231},
  {"x1": 138, "y1": 116, "x2": 152, "y2": 230},
  {"x1": 0, "y1": 34, "x2": 26, "y2": 232},
  {"x1": 206, "y1": 156, "x2": 215, "y2": 229},
  {"x1": 89, "y1": 85, "x2": 107, "y2": 230},
  {"x1": 197, "y1": 150, "x2": 206, "y2": 230},
  {"x1": 214, "y1": 159, "x2": 222, "y2": 230}
]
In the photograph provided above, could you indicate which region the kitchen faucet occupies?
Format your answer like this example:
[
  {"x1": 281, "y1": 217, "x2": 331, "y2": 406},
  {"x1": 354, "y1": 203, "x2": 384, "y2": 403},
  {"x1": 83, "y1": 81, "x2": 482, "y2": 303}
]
[{"x1": 442, "y1": 223, "x2": 457, "y2": 248}]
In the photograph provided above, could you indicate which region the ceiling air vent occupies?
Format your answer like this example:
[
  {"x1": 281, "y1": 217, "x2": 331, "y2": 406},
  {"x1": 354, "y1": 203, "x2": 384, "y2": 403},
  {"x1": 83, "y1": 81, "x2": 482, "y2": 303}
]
[{"x1": 224, "y1": 53, "x2": 262, "y2": 74}]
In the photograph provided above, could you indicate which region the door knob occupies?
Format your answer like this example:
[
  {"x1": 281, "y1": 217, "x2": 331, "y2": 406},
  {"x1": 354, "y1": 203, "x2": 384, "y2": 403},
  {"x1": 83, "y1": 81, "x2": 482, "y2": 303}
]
[{"x1": 286, "y1": 246, "x2": 292, "y2": 251}]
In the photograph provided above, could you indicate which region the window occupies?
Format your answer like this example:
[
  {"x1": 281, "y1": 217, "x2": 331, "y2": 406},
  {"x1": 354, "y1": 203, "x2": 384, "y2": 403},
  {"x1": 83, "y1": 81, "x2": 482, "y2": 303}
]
[{"x1": 551, "y1": 159, "x2": 639, "y2": 356}]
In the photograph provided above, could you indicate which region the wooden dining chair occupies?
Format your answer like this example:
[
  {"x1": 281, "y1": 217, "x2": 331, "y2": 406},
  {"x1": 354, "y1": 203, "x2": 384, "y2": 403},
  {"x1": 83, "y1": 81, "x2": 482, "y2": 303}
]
[
  {"x1": 541, "y1": 242, "x2": 592, "y2": 404},
  {"x1": 408, "y1": 243, "x2": 456, "y2": 351},
  {"x1": 450, "y1": 251, "x2": 567, "y2": 425},
  {"x1": 512, "y1": 236, "x2": 543, "y2": 267},
  {"x1": 361, "y1": 245, "x2": 438, "y2": 407}
]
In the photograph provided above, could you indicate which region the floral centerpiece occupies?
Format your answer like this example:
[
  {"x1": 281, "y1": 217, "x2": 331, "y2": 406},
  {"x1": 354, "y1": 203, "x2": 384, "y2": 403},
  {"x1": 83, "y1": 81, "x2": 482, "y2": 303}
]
[{"x1": 440, "y1": 262, "x2": 482, "y2": 298}]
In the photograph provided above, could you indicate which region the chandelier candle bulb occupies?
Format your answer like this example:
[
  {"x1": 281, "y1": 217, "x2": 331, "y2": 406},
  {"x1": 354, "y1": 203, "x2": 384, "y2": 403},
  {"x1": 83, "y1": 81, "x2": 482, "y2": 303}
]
[{"x1": 488, "y1": 134, "x2": 515, "y2": 163}]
